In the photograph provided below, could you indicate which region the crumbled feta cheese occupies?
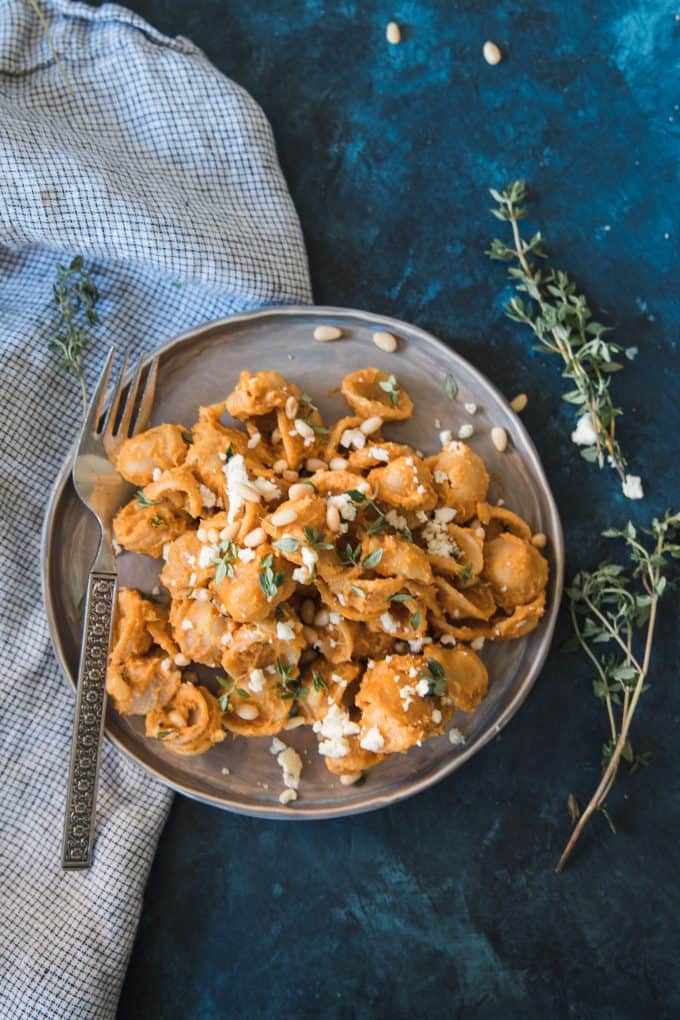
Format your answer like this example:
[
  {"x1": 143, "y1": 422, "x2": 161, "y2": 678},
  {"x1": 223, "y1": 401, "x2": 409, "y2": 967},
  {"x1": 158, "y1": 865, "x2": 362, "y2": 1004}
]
[
  {"x1": 399, "y1": 684, "x2": 416, "y2": 710},
  {"x1": 161, "y1": 657, "x2": 172, "y2": 671},
  {"x1": 367, "y1": 660, "x2": 376, "y2": 669},
  {"x1": 199, "y1": 483, "x2": 217, "y2": 508},
  {"x1": 622, "y1": 474, "x2": 644, "y2": 500},
  {"x1": 238, "y1": 547, "x2": 256, "y2": 563},
  {"x1": 329, "y1": 493, "x2": 357, "y2": 521},
  {"x1": 249, "y1": 668, "x2": 266, "y2": 693},
  {"x1": 270, "y1": 736, "x2": 286, "y2": 754},
  {"x1": 180, "y1": 618, "x2": 193, "y2": 631},
  {"x1": 433, "y1": 418, "x2": 441, "y2": 429},
  {"x1": 440, "y1": 634, "x2": 457, "y2": 646},
  {"x1": 224, "y1": 453, "x2": 252, "y2": 523},
  {"x1": 301, "y1": 546, "x2": 319, "y2": 570},
  {"x1": 292, "y1": 566, "x2": 311, "y2": 584},
  {"x1": 434, "y1": 469, "x2": 447, "y2": 484},
  {"x1": 198, "y1": 544, "x2": 215, "y2": 568},
  {"x1": 422, "y1": 514, "x2": 461, "y2": 559},
  {"x1": 385, "y1": 508, "x2": 408, "y2": 531},
  {"x1": 408, "y1": 638, "x2": 424, "y2": 654},
  {"x1": 448, "y1": 728, "x2": 466, "y2": 746},
  {"x1": 415, "y1": 677, "x2": 430, "y2": 697},
  {"x1": 379, "y1": 612, "x2": 399, "y2": 634},
  {"x1": 339, "y1": 428, "x2": 366, "y2": 450},
  {"x1": 279, "y1": 788, "x2": 297, "y2": 805},
  {"x1": 457, "y1": 423, "x2": 474, "y2": 440},
  {"x1": 471, "y1": 636, "x2": 485, "y2": 651},
  {"x1": 432, "y1": 708, "x2": 442, "y2": 724},
  {"x1": 439, "y1": 429, "x2": 452, "y2": 446},
  {"x1": 312, "y1": 704, "x2": 359, "y2": 758},
  {"x1": 416, "y1": 483, "x2": 426, "y2": 494},
  {"x1": 464, "y1": 402, "x2": 477, "y2": 414},
  {"x1": 329, "y1": 612, "x2": 342, "y2": 625},
  {"x1": 360, "y1": 726, "x2": 385, "y2": 753},
  {"x1": 277, "y1": 746, "x2": 303, "y2": 789},
  {"x1": 220, "y1": 632, "x2": 232, "y2": 645},
  {"x1": 571, "y1": 412, "x2": 598, "y2": 447},
  {"x1": 369, "y1": 446, "x2": 390, "y2": 462},
  {"x1": 276, "y1": 621, "x2": 295, "y2": 641},
  {"x1": 152, "y1": 467, "x2": 161, "y2": 482}
]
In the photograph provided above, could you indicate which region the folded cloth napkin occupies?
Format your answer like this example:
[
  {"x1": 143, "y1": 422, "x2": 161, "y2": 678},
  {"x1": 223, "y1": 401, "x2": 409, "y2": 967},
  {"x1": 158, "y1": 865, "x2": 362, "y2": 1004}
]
[{"x1": 0, "y1": 2, "x2": 311, "y2": 1016}]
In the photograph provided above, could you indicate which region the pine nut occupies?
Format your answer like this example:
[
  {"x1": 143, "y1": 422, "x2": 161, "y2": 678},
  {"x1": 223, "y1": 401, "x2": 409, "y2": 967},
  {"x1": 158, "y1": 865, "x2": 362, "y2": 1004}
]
[
  {"x1": 236, "y1": 703, "x2": 259, "y2": 720},
  {"x1": 282, "y1": 470, "x2": 299, "y2": 482},
  {"x1": 340, "y1": 772, "x2": 364, "y2": 785},
  {"x1": 470, "y1": 636, "x2": 485, "y2": 650},
  {"x1": 510, "y1": 393, "x2": 528, "y2": 413},
  {"x1": 305, "y1": 458, "x2": 327, "y2": 471},
  {"x1": 236, "y1": 482, "x2": 262, "y2": 503},
  {"x1": 247, "y1": 432, "x2": 261, "y2": 449},
  {"x1": 271, "y1": 428, "x2": 281, "y2": 444},
  {"x1": 219, "y1": 523, "x2": 239, "y2": 541},
  {"x1": 531, "y1": 532, "x2": 547, "y2": 549},
  {"x1": 273, "y1": 458, "x2": 288, "y2": 473},
  {"x1": 285, "y1": 395, "x2": 299, "y2": 419},
  {"x1": 271, "y1": 506, "x2": 298, "y2": 526},
  {"x1": 174, "y1": 653, "x2": 189, "y2": 666},
  {"x1": 294, "y1": 418, "x2": 315, "y2": 441},
  {"x1": 197, "y1": 528, "x2": 207, "y2": 542},
  {"x1": 244, "y1": 527, "x2": 266, "y2": 548},
  {"x1": 313, "y1": 325, "x2": 343, "y2": 342},
  {"x1": 490, "y1": 426, "x2": 508, "y2": 452},
  {"x1": 326, "y1": 503, "x2": 341, "y2": 532},
  {"x1": 167, "y1": 710, "x2": 184, "y2": 728},
  {"x1": 483, "y1": 40, "x2": 502, "y2": 65},
  {"x1": 302, "y1": 625, "x2": 318, "y2": 644},
  {"x1": 329, "y1": 456, "x2": 348, "y2": 470},
  {"x1": 284, "y1": 715, "x2": 306, "y2": 730},
  {"x1": 360, "y1": 415, "x2": 383, "y2": 435},
  {"x1": 300, "y1": 599, "x2": 316, "y2": 625},
  {"x1": 314, "y1": 608, "x2": 330, "y2": 628},
  {"x1": 458, "y1": 424, "x2": 474, "y2": 439},
  {"x1": 207, "y1": 528, "x2": 219, "y2": 543},
  {"x1": 386, "y1": 21, "x2": 401, "y2": 45},
  {"x1": 288, "y1": 483, "x2": 313, "y2": 501},
  {"x1": 373, "y1": 330, "x2": 398, "y2": 353}
]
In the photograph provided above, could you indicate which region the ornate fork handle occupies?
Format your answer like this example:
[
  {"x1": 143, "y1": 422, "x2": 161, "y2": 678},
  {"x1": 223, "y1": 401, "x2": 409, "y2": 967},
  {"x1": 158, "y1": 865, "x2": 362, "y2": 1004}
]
[{"x1": 62, "y1": 567, "x2": 117, "y2": 869}]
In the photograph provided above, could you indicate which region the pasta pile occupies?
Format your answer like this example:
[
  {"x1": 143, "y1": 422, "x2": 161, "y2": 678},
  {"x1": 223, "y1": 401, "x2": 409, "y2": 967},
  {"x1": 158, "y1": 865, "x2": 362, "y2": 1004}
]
[{"x1": 106, "y1": 367, "x2": 549, "y2": 797}]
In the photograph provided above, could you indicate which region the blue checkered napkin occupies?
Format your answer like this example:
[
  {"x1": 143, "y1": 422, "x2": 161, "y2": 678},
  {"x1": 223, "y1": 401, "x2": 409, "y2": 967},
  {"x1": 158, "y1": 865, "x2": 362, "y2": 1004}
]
[{"x1": 0, "y1": 2, "x2": 311, "y2": 1017}]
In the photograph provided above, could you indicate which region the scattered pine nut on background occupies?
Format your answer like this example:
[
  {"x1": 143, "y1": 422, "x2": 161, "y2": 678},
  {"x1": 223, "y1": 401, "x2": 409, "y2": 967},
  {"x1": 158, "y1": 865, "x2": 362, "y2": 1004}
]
[
  {"x1": 483, "y1": 41, "x2": 502, "y2": 65},
  {"x1": 510, "y1": 393, "x2": 528, "y2": 412},
  {"x1": 386, "y1": 22, "x2": 401, "y2": 45}
]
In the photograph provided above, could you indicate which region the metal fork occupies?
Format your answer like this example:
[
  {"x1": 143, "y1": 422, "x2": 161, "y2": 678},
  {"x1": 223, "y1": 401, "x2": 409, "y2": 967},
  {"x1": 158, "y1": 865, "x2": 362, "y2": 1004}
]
[{"x1": 62, "y1": 346, "x2": 158, "y2": 869}]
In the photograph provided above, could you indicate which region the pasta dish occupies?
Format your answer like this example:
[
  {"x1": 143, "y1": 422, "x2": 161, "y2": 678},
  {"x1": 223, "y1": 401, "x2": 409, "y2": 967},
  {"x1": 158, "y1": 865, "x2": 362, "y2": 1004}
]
[{"x1": 106, "y1": 367, "x2": 549, "y2": 803}]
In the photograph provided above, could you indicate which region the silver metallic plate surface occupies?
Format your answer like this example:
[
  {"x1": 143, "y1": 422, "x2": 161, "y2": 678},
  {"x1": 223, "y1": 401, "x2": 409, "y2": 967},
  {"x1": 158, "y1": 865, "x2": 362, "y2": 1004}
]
[{"x1": 42, "y1": 306, "x2": 564, "y2": 819}]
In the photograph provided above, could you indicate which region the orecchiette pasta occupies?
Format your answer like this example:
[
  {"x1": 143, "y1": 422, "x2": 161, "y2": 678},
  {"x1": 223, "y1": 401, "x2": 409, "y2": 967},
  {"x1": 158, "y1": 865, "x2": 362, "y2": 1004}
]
[{"x1": 107, "y1": 367, "x2": 550, "y2": 796}]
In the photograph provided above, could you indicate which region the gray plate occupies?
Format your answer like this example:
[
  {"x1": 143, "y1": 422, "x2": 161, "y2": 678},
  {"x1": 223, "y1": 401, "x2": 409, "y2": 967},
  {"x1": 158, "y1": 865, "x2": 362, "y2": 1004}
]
[{"x1": 41, "y1": 306, "x2": 564, "y2": 819}]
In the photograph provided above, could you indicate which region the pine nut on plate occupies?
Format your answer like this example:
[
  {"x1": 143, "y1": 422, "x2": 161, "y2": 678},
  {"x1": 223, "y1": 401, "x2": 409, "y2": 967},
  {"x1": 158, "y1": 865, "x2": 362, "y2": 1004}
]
[
  {"x1": 313, "y1": 325, "x2": 343, "y2": 342},
  {"x1": 373, "y1": 330, "x2": 398, "y2": 352}
]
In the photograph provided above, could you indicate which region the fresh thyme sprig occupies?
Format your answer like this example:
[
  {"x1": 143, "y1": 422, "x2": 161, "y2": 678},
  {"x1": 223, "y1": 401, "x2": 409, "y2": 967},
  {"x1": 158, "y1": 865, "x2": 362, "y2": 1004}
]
[
  {"x1": 556, "y1": 510, "x2": 680, "y2": 871},
  {"x1": 487, "y1": 180, "x2": 642, "y2": 500},
  {"x1": 48, "y1": 255, "x2": 100, "y2": 415}
]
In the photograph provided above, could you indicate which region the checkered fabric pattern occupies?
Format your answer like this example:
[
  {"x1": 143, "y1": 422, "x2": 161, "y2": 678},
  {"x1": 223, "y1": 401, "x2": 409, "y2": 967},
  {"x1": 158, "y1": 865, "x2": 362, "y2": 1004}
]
[{"x1": 0, "y1": 2, "x2": 311, "y2": 1017}]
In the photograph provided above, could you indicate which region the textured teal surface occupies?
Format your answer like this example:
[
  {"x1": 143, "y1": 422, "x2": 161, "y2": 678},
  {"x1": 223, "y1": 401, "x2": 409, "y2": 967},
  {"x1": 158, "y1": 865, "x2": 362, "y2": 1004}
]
[{"x1": 117, "y1": 2, "x2": 679, "y2": 1017}]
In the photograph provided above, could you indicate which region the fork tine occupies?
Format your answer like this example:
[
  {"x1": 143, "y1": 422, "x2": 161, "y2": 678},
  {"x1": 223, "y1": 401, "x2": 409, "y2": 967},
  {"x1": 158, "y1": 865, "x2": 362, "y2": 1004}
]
[
  {"x1": 116, "y1": 357, "x2": 144, "y2": 439},
  {"x1": 133, "y1": 356, "x2": 159, "y2": 436},
  {"x1": 102, "y1": 351, "x2": 129, "y2": 439},
  {"x1": 82, "y1": 346, "x2": 116, "y2": 436}
]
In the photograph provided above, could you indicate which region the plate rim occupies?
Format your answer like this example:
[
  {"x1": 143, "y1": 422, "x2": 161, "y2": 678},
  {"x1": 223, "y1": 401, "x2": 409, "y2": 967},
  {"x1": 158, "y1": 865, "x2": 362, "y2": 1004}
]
[{"x1": 41, "y1": 303, "x2": 564, "y2": 820}]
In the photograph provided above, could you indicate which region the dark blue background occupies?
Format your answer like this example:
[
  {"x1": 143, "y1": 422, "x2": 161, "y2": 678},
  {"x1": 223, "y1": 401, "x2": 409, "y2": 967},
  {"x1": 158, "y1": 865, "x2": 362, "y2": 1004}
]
[{"x1": 116, "y1": 2, "x2": 679, "y2": 1017}]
